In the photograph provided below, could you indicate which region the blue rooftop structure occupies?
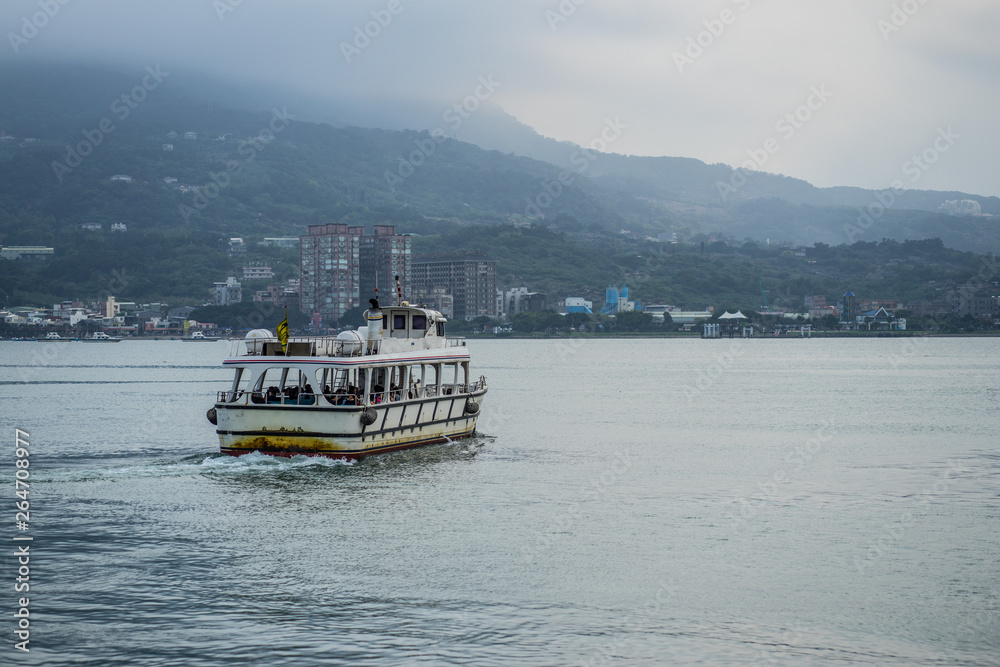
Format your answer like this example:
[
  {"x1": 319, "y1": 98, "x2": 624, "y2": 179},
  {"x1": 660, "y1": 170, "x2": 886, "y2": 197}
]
[{"x1": 601, "y1": 283, "x2": 642, "y2": 315}]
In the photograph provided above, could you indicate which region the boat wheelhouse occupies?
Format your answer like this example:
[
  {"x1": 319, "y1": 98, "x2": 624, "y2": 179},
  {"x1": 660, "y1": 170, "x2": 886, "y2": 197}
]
[{"x1": 209, "y1": 301, "x2": 487, "y2": 459}]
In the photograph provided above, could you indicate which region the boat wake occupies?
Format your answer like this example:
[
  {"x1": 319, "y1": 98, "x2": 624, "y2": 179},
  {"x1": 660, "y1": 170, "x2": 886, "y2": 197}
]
[
  {"x1": 34, "y1": 451, "x2": 354, "y2": 484},
  {"x1": 199, "y1": 451, "x2": 355, "y2": 472}
]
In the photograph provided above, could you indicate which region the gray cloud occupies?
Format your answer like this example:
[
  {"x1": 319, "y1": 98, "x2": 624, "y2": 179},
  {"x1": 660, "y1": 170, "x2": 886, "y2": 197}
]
[{"x1": 2, "y1": 0, "x2": 997, "y2": 196}]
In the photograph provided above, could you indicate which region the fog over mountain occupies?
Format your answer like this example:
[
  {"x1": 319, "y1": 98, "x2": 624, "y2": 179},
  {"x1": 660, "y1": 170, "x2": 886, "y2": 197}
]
[{"x1": 1, "y1": 0, "x2": 998, "y2": 198}]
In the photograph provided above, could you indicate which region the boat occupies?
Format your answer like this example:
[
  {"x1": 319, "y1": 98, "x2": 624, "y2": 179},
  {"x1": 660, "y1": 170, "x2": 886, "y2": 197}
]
[
  {"x1": 207, "y1": 299, "x2": 488, "y2": 460},
  {"x1": 182, "y1": 331, "x2": 221, "y2": 341},
  {"x1": 80, "y1": 331, "x2": 123, "y2": 342},
  {"x1": 37, "y1": 332, "x2": 70, "y2": 341}
]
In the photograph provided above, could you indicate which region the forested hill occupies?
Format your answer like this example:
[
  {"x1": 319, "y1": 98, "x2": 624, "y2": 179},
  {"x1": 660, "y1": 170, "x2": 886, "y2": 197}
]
[
  {"x1": 1, "y1": 63, "x2": 998, "y2": 252},
  {"x1": 0, "y1": 64, "x2": 998, "y2": 309}
]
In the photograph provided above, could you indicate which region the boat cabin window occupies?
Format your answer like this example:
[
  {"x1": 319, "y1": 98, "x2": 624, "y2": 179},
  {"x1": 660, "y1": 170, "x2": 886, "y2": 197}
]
[
  {"x1": 412, "y1": 314, "x2": 427, "y2": 330},
  {"x1": 227, "y1": 368, "x2": 253, "y2": 402},
  {"x1": 364, "y1": 366, "x2": 409, "y2": 403},
  {"x1": 315, "y1": 367, "x2": 364, "y2": 406},
  {"x1": 436, "y1": 322, "x2": 445, "y2": 337},
  {"x1": 249, "y1": 367, "x2": 316, "y2": 405},
  {"x1": 393, "y1": 314, "x2": 406, "y2": 330}
]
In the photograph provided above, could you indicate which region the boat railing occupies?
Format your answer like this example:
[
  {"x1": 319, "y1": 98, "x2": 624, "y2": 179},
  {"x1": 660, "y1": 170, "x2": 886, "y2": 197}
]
[
  {"x1": 230, "y1": 336, "x2": 366, "y2": 358},
  {"x1": 231, "y1": 334, "x2": 467, "y2": 357},
  {"x1": 217, "y1": 390, "x2": 322, "y2": 406},
  {"x1": 219, "y1": 378, "x2": 486, "y2": 406}
]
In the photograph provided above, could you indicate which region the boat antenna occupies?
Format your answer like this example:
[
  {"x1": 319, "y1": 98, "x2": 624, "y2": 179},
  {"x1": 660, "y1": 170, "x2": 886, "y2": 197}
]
[{"x1": 395, "y1": 275, "x2": 403, "y2": 306}]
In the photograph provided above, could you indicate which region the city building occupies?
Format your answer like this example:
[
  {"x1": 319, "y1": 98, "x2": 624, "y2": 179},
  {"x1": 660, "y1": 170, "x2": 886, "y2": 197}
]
[
  {"x1": 565, "y1": 297, "x2": 593, "y2": 315},
  {"x1": 359, "y1": 225, "x2": 411, "y2": 307},
  {"x1": 0, "y1": 246, "x2": 54, "y2": 260},
  {"x1": 858, "y1": 307, "x2": 906, "y2": 331},
  {"x1": 110, "y1": 174, "x2": 132, "y2": 183},
  {"x1": 412, "y1": 253, "x2": 498, "y2": 320},
  {"x1": 80, "y1": 222, "x2": 102, "y2": 231},
  {"x1": 213, "y1": 277, "x2": 242, "y2": 306},
  {"x1": 504, "y1": 287, "x2": 547, "y2": 317},
  {"x1": 650, "y1": 308, "x2": 713, "y2": 325},
  {"x1": 254, "y1": 280, "x2": 300, "y2": 311},
  {"x1": 939, "y1": 199, "x2": 982, "y2": 216},
  {"x1": 227, "y1": 238, "x2": 246, "y2": 257},
  {"x1": 53, "y1": 301, "x2": 88, "y2": 326},
  {"x1": 841, "y1": 291, "x2": 859, "y2": 323},
  {"x1": 424, "y1": 287, "x2": 454, "y2": 319},
  {"x1": 111, "y1": 223, "x2": 127, "y2": 232},
  {"x1": 957, "y1": 290, "x2": 1000, "y2": 319},
  {"x1": 258, "y1": 237, "x2": 300, "y2": 248},
  {"x1": 601, "y1": 284, "x2": 641, "y2": 315},
  {"x1": 804, "y1": 295, "x2": 827, "y2": 309},
  {"x1": 242, "y1": 264, "x2": 275, "y2": 281},
  {"x1": 299, "y1": 224, "x2": 364, "y2": 322}
]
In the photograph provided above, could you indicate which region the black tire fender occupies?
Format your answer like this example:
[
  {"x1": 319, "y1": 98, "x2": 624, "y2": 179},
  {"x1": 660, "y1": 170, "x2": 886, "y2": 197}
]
[{"x1": 360, "y1": 407, "x2": 378, "y2": 425}]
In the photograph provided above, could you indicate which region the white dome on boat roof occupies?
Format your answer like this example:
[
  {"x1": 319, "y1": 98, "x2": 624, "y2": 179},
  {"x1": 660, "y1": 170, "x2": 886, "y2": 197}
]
[{"x1": 245, "y1": 328, "x2": 273, "y2": 339}]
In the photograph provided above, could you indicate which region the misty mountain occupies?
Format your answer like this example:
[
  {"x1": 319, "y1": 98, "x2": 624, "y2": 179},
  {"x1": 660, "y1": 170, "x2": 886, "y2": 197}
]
[{"x1": 1, "y1": 63, "x2": 998, "y2": 255}]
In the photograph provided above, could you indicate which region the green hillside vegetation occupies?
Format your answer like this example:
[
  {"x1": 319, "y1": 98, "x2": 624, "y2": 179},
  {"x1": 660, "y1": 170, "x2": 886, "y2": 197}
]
[{"x1": 0, "y1": 64, "x2": 996, "y2": 314}]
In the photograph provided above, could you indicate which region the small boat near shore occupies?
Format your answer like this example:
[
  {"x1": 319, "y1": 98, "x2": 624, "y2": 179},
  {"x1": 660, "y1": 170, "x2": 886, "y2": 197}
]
[
  {"x1": 207, "y1": 299, "x2": 488, "y2": 460},
  {"x1": 183, "y1": 331, "x2": 221, "y2": 341},
  {"x1": 37, "y1": 332, "x2": 71, "y2": 341},
  {"x1": 80, "y1": 331, "x2": 123, "y2": 342}
]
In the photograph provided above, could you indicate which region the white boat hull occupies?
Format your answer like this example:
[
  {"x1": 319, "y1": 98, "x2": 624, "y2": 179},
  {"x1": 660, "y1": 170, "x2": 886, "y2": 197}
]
[{"x1": 215, "y1": 391, "x2": 485, "y2": 459}]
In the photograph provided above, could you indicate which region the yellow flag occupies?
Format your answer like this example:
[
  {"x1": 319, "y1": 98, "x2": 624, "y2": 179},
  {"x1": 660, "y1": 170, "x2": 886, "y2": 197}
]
[{"x1": 276, "y1": 308, "x2": 289, "y2": 354}]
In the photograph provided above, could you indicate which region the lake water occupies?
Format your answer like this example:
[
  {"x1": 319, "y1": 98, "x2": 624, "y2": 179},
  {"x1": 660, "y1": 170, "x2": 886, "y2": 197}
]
[{"x1": 1, "y1": 337, "x2": 998, "y2": 665}]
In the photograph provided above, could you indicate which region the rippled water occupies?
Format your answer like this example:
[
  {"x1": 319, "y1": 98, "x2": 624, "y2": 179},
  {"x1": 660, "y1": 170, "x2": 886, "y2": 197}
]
[{"x1": 1, "y1": 337, "x2": 998, "y2": 665}]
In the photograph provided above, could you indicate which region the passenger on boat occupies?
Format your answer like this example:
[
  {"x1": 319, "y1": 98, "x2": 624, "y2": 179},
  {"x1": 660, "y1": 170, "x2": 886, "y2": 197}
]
[
  {"x1": 299, "y1": 384, "x2": 316, "y2": 405},
  {"x1": 371, "y1": 384, "x2": 384, "y2": 404},
  {"x1": 265, "y1": 386, "x2": 280, "y2": 404},
  {"x1": 347, "y1": 386, "x2": 361, "y2": 405},
  {"x1": 250, "y1": 391, "x2": 265, "y2": 404}
]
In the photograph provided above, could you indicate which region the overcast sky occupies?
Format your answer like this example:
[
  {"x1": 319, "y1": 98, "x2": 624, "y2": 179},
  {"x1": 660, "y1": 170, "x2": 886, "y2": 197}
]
[{"x1": 3, "y1": 0, "x2": 997, "y2": 196}]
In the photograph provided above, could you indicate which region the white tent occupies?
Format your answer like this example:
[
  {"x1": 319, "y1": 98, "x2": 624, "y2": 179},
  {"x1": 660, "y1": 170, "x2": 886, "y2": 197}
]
[{"x1": 717, "y1": 310, "x2": 748, "y2": 320}]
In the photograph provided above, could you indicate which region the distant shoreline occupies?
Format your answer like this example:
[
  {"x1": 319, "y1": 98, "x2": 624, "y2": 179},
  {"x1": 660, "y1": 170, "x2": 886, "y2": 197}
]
[{"x1": 456, "y1": 331, "x2": 1000, "y2": 340}]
